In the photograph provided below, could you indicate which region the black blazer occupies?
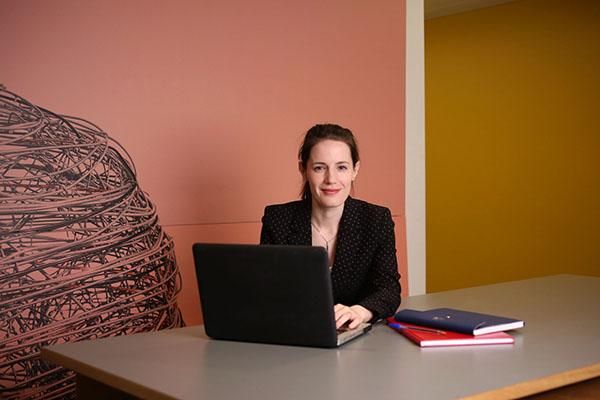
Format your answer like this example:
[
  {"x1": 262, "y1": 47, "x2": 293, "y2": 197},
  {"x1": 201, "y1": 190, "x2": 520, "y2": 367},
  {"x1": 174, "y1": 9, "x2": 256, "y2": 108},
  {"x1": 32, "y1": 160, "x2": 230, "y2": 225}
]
[{"x1": 260, "y1": 197, "x2": 401, "y2": 320}]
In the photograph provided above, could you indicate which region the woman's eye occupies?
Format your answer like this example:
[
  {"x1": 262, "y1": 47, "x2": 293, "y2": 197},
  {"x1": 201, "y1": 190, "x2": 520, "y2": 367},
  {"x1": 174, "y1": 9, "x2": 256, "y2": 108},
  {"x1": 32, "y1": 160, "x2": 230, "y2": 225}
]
[
  {"x1": 313, "y1": 166, "x2": 324, "y2": 172},
  {"x1": 338, "y1": 165, "x2": 348, "y2": 171}
]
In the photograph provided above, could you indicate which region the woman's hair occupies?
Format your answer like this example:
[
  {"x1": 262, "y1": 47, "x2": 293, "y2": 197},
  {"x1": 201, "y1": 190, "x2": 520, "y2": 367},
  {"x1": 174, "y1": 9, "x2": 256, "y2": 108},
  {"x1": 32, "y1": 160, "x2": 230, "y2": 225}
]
[{"x1": 298, "y1": 123, "x2": 360, "y2": 200}]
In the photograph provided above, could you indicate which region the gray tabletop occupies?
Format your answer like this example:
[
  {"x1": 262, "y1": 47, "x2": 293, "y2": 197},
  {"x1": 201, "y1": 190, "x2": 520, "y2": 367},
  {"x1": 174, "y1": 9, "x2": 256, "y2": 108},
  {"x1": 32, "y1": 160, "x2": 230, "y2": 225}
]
[{"x1": 42, "y1": 274, "x2": 600, "y2": 399}]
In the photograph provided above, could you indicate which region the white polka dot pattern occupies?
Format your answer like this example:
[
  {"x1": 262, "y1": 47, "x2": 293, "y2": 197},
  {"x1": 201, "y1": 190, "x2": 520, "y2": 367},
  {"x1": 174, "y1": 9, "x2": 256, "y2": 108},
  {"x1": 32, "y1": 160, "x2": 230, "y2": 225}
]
[{"x1": 260, "y1": 197, "x2": 401, "y2": 320}]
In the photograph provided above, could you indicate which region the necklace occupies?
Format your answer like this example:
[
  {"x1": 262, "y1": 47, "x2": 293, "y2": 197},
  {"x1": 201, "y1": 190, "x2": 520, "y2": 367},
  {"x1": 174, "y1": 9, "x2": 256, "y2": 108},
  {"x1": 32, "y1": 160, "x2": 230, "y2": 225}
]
[{"x1": 311, "y1": 221, "x2": 338, "y2": 252}]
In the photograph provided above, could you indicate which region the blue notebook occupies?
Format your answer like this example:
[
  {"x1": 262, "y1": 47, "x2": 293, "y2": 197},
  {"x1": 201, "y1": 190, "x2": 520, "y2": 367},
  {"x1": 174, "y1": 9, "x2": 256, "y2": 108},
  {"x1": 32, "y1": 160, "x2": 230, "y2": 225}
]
[{"x1": 394, "y1": 308, "x2": 524, "y2": 336}]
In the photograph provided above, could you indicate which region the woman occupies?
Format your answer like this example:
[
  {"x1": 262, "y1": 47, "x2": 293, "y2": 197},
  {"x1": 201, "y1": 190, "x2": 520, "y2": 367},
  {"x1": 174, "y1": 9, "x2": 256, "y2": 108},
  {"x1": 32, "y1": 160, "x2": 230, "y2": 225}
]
[{"x1": 260, "y1": 124, "x2": 401, "y2": 329}]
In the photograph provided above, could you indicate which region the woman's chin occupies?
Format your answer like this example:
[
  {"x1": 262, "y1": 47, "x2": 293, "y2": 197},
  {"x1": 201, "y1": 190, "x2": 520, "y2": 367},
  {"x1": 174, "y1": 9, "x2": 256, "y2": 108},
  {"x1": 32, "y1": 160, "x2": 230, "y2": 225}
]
[{"x1": 314, "y1": 196, "x2": 347, "y2": 210}]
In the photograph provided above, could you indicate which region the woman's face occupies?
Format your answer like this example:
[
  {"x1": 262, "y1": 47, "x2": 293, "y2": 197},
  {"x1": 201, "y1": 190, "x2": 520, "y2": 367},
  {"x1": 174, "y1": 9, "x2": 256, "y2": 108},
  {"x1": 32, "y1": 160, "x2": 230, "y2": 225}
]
[{"x1": 302, "y1": 139, "x2": 360, "y2": 211}]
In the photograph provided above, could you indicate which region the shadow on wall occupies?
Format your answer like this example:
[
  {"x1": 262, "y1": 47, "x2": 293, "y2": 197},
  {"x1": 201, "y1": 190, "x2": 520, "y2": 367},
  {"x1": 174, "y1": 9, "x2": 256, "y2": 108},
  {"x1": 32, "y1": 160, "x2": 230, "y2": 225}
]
[{"x1": 0, "y1": 86, "x2": 184, "y2": 399}]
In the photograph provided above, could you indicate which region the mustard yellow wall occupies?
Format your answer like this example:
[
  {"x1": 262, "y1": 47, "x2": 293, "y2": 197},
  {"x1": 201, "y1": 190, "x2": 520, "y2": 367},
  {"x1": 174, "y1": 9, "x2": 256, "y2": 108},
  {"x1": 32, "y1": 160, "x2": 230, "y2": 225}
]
[{"x1": 425, "y1": 0, "x2": 600, "y2": 292}]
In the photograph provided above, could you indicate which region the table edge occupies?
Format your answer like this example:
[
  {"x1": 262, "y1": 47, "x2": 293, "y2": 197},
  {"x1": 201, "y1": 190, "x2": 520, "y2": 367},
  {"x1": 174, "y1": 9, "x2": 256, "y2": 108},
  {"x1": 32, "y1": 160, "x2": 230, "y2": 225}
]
[
  {"x1": 40, "y1": 347, "x2": 175, "y2": 400},
  {"x1": 460, "y1": 363, "x2": 600, "y2": 400}
]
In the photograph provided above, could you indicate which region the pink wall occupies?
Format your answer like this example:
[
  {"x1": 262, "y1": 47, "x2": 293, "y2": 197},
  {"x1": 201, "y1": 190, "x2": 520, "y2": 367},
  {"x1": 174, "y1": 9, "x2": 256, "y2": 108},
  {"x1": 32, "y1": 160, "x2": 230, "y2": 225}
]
[{"x1": 2, "y1": 0, "x2": 407, "y2": 325}]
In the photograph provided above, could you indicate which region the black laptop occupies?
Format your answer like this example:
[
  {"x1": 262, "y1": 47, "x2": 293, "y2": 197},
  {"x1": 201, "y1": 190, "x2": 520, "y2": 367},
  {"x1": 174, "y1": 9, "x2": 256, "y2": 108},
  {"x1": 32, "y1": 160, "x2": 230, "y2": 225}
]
[{"x1": 192, "y1": 243, "x2": 371, "y2": 348}]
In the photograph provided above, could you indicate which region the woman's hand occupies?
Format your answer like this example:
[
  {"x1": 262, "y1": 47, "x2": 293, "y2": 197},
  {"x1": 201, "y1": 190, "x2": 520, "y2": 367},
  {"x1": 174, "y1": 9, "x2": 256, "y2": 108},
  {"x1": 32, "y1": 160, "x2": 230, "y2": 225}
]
[{"x1": 334, "y1": 304, "x2": 373, "y2": 329}]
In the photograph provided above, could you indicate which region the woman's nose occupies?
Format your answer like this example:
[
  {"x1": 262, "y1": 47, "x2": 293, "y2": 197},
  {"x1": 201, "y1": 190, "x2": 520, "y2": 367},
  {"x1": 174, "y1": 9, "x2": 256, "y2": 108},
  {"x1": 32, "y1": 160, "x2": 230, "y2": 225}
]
[{"x1": 325, "y1": 169, "x2": 336, "y2": 182}]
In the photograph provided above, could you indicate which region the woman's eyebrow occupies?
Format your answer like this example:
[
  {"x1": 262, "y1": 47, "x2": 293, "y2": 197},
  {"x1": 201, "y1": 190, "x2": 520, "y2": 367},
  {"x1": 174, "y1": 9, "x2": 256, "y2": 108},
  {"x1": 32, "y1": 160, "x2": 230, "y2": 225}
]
[{"x1": 311, "y1": 160, "x2": 349, "y2": 165}]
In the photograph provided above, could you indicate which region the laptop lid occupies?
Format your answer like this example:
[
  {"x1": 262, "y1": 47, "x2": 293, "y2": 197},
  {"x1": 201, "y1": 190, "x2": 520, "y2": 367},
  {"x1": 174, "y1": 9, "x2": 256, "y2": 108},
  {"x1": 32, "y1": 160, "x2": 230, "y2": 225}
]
[{"x1": 192, "y1": 243, "x2": 367, "y2": 348}]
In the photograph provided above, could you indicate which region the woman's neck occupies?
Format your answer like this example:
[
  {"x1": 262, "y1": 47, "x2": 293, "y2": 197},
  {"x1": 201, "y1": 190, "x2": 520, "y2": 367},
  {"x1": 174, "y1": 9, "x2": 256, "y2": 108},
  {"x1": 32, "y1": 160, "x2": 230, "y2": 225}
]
[{"x1": 310, "y1": 203, "x2": 344, "y2": 232}]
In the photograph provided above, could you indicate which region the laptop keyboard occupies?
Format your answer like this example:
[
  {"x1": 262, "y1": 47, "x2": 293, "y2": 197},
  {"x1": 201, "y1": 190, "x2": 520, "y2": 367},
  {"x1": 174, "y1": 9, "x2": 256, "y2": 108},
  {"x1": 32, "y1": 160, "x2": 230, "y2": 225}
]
[{"x1": 335, "y1": 323, "x2": 371, "y2": 345}]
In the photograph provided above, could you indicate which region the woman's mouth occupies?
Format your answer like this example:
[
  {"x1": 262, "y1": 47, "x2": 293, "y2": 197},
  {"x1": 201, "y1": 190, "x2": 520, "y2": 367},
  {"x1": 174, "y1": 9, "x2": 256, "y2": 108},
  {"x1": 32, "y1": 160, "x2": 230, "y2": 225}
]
[{"x1": 321, "y1": 189, "x2": 341, "y2": 195}]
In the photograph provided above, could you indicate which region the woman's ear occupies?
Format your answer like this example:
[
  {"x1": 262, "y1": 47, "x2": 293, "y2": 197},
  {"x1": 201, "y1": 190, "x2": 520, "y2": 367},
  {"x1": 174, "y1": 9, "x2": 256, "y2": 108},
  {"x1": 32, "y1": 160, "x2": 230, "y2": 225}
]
[{"x1": 352, "y1": 161, "x2": 360, "y2": 181}]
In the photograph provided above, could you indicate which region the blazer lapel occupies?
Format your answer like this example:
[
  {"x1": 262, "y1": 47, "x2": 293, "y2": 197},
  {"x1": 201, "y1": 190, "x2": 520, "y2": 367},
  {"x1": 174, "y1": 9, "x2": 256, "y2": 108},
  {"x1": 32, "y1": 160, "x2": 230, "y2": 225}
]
[
  {"x1": 288, "y1": 200, "x2": 312, "y2": 245},
  {"x1": 332, "y1": 197, "x2": 361, "y2": 272}
]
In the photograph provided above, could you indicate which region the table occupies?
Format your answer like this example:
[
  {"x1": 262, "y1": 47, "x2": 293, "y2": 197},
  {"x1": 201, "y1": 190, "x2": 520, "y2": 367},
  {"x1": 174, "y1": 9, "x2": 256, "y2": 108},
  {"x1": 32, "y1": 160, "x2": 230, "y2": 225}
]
[{"x1": 41, "y1": 274, "x2": 600, "y2": 399}]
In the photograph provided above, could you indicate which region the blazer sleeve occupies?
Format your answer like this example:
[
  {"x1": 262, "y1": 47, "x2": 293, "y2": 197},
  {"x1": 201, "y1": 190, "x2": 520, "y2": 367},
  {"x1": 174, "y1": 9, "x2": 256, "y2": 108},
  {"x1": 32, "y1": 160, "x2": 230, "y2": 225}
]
[
  {"x1": 259, "y1": 206, "x2": 274, "y2": 245},
  {"x1": 357, "y1": 208, "x2": 401, "y2": 320}
]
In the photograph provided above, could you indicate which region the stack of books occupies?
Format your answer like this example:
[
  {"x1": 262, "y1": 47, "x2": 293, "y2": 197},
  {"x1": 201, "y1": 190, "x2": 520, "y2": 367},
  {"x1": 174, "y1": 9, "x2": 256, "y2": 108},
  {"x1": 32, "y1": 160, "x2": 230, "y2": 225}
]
[{"x1": 387, "y1": 308, "x2": 524, "y2": 348}]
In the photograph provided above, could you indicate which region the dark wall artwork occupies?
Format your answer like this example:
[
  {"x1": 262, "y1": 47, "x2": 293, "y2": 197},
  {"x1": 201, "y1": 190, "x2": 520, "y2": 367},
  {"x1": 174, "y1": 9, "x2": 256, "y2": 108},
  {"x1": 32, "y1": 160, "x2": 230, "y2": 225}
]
[{"x1": 0, "y1": 86, "x2": 183, "y2": 399}]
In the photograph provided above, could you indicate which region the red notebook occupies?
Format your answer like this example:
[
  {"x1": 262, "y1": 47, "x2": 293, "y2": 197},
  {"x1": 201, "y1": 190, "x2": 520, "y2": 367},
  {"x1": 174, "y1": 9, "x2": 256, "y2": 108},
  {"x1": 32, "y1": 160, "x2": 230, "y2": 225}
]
[{"x1": 386, "y1": 318, "x2": 514, "y2": 347}]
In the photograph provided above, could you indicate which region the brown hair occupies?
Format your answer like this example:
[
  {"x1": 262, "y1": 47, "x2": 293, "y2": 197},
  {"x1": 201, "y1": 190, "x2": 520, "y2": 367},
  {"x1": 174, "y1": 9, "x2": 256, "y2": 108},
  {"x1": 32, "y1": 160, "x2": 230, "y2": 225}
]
[{"x1": 298, "y1": 124, "x2": 360, "y2": 200}]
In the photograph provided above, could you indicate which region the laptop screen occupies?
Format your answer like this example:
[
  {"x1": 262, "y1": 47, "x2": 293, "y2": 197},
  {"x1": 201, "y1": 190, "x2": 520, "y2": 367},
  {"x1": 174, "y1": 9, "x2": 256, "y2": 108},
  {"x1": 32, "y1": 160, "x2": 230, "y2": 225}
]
[{"x1": 193, "y1": 243, "x2": 341, "y2": 347}]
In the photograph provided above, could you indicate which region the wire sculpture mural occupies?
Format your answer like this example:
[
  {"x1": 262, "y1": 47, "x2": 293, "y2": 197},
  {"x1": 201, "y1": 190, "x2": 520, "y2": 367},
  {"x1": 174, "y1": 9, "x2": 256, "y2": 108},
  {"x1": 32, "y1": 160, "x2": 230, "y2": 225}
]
[{"x1": 0, "y1": 85, "x2": 184, "y2": 399}]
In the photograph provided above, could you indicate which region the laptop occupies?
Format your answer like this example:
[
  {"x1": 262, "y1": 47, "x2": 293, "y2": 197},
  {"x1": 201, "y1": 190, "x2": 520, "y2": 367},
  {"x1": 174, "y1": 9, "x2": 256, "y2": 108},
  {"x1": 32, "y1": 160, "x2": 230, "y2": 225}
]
[{"x1": 192, "y1": 243, "x2": 372, "y2": 348}]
